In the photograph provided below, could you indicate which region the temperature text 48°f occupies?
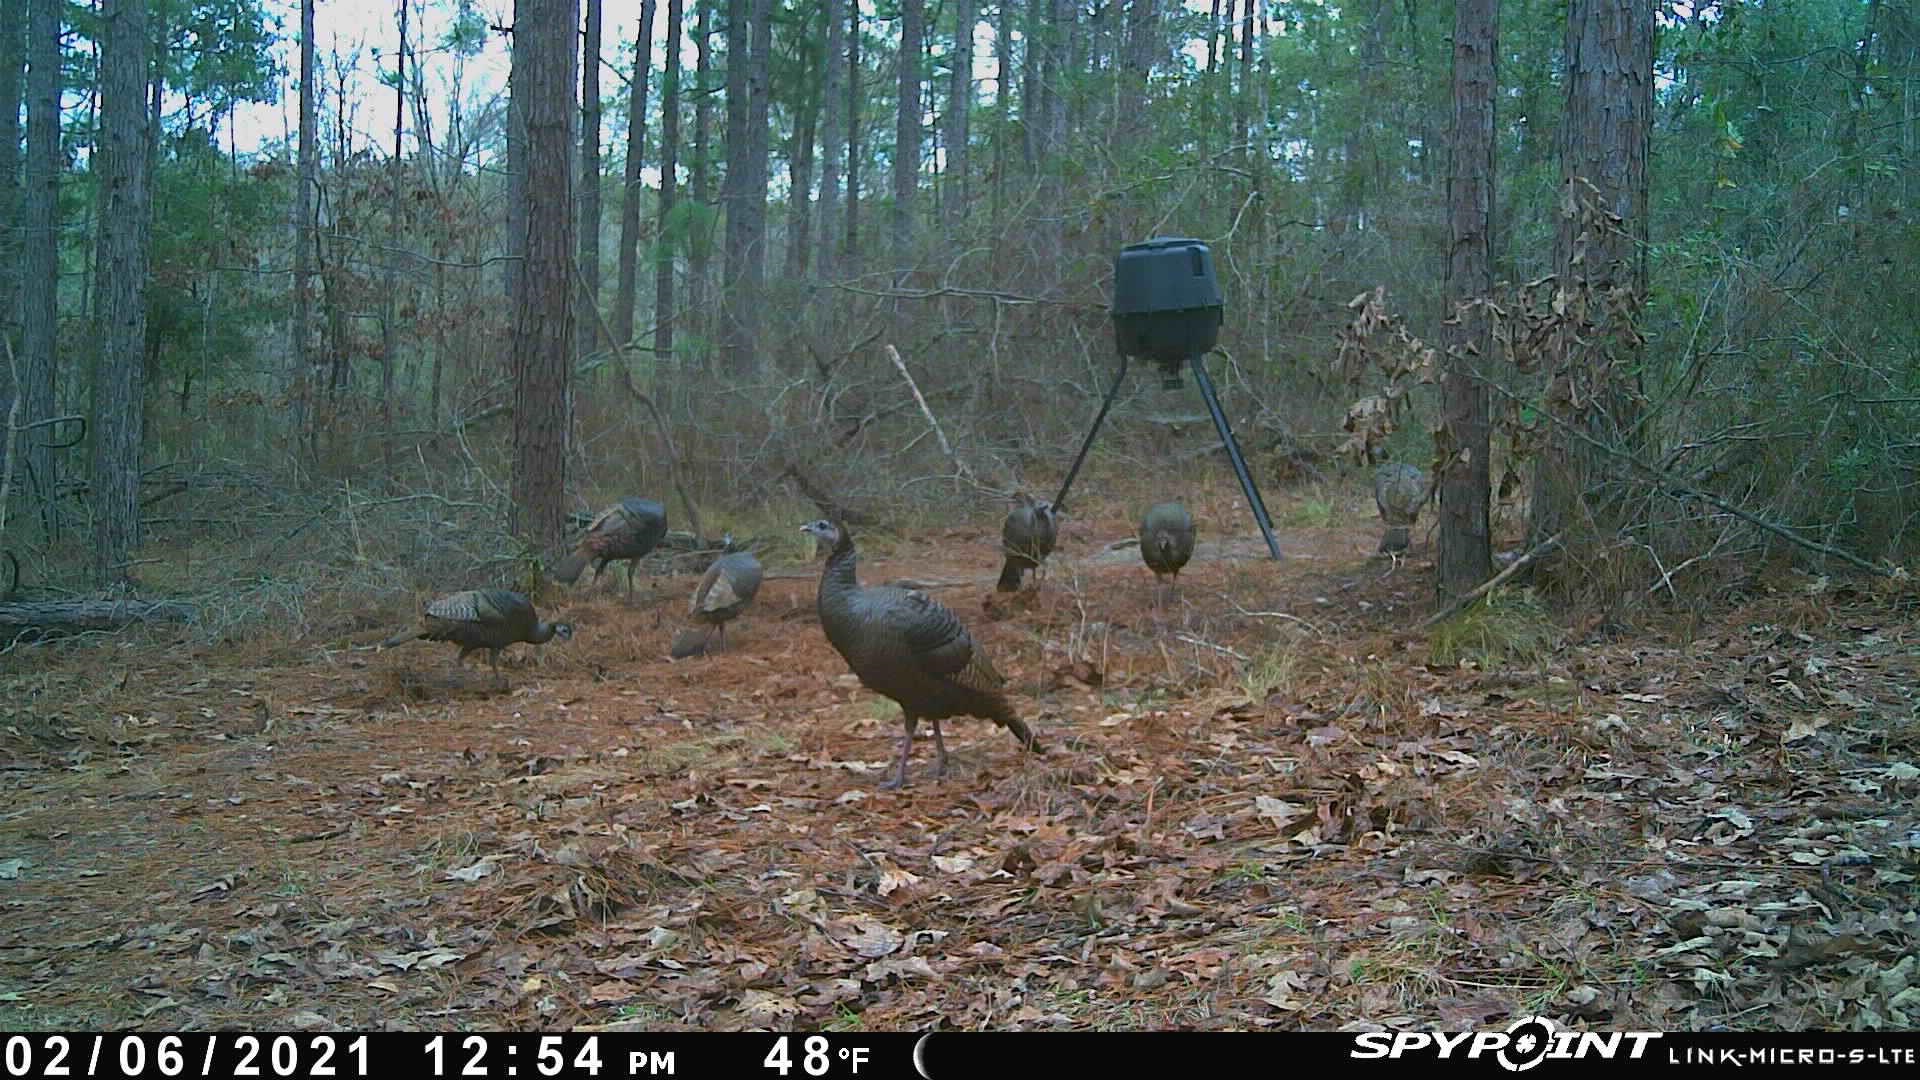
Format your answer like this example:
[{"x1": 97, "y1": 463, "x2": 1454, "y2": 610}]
[{"x1": 762, "y1": 1036, "x2": 869, "y2": 1076}]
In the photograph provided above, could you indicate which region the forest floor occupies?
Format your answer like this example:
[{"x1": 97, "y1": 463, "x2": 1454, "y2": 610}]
[{"x1": 1, "y1": 481, "x2": 1917, "y2": 1033}]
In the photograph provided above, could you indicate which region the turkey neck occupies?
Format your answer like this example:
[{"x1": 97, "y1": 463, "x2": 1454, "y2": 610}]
[
  {"x1": 816, "y1": 533, "x2": 860, "y2": 613},
  {"x1": 529, "y1": 621, "x2": 561, "y2": 643}
]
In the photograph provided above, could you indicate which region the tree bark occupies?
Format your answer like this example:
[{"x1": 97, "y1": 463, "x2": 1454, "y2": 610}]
[
  {"x1": 510, "y1": 0, "x2": 578, "y2": 552},
  {"x1": 579, "y1": 0, "x2": 605, "y2": 353},
  {"x1": 612, "y1": 0, "x2": 656, "y2": 348},
  {"x1": 19, "y1": 0, "x2": 59, "y2": 535},
  {"x1": 90, "y1": 0, "x2": 152, "y2": 587},
  {"x1": 815, "y1": 0, "x2": 845, "y2": 280},
  {"x1": 944, "y1": 0, "x2": 973, "y2": 227},
  {"x1": 893, "y1": 0, "x2": 923, "y2": 269},
  {"x1": 1438, "y1": 0, "x2": 1496, "y2": 601},
  {"x1": 653, "y1": 0, "x2": 681, "y2": 358}
]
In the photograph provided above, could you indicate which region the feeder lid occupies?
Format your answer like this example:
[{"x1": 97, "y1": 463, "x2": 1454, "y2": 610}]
[{"x1": 1111, "y1": 238, "x2": 1223, "y2": 317}]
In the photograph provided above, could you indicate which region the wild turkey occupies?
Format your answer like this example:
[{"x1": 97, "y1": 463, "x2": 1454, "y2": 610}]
[
  {"x1": 801, "y1": 519, "x2": 1043, "y2": 789},
  {"x1": 1139, "y1": 502, "x2": 1196, "y2": 586},
  {"x1": 381, "y1": 589, "x2": 572, "y2": 679},
  {"x1": 669, "y1": 536, "x2": 764, "y2": 658},
  {"x1": 996, "y1": 493, "x2": 1058, "y2": 592},
  {"x1": 551, "y1": 497, "x2": 667, "y2": 598},
  {"x1": 1373, "y1": 462, "x2": 1431, "y2": 554}
]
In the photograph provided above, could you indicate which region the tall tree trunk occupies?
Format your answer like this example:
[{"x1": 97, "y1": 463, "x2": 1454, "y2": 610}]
[
  {"x1": 1118, "y1": 0, "x2": 1154, "y2": 158},
  {"x1": 579, "y1": 0, "x2": 605, "y2": 353},
  {"x1": 893, "y1": 0, "x2": 923, "y2": 269},
  {"x1": 689, "y1": 0, "x2": 712, "y2": 335},
  {"x1": 785, "y1": 36, "x2": 818, "y2": 281},
  {"x1": 1022, "y1": 0, "x2": 1040, "y2": 168},
  {"x1": 293, "y1": 0, "x2": 316, "y2": 447},
  {"x1": 504, "y1": 22, "x2": 528, "y2": 301},
  {"x1": 18, "y1": 0, "x2": 56, "y2": 535},
  {"x1": 815, "y1": 0, "x2": 845, "y2": 280},
  {"x1": 744, "y1": 0, "x2": 770, "y2": 292},
  {"x1": 944, "y1": 0, "x2": 973, "y2": 227},
  {"x1": 844, "y1": 1, "x2": 861, "y2": 268},
  {"x1": 0, "y1": 0, "x2": 22, "y2": 341},
  {"x1": 612, "y1": 0, "x2": 656, "y2": 348},
  {"x1": 721, "y1": 0, "x2": 750, "y2": 372},
  {"x1": 1234, "y1": 0, "x2": 1253, "y2": 161},
  {"x1": 383, "y1": 0, "x2": 406, "y2": 431},
  {"x1": 653, "y1": 0, "x2": 681, "y2": 358},
  {"x1": 510, "y1": 0, "x2": 578, "y2": 552},
  {"x1": 1530, "y1": 0, "x2": 1653, "y2": 557},
  {"x1": 0, "y1": 0, "x2": 23, "y2": 481},
  {"x1": 991, "y1": 0, "x2": 1011, "y2": 228},
  {"x1": 1439, "y1": 0, "x2": 1495, "y2": 600},
  {"x1": 90, "y1": 0, "x2": 151, "y2": 586}
]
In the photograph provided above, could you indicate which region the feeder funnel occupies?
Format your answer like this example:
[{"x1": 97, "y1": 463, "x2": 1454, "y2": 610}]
[{"x1": 1112, "y1": 238, "x2": 1224, "y2": 389}]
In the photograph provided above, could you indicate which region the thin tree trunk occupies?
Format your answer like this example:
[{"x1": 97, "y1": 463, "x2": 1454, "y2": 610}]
[
  {"x1": 504, "y1": 20, "x2": 528, "y2": 301},
  {"x1": 0, "y1": 0, "x2": 24, "y2": 481},
  {"x1": 944, "y1": 0, "x2": 973, "y2": 227},
  {"x1": 1022, "y1": 0, "x2": 1039, "y2": 169},
  {"x1": 579, "y1": 0, "x2": 605, "y2": 353},
  {"x1": 991, "y1": 0, "x2": 1010, "y2": 229},
  {"x1": 653, "y1": 0, "x2": 681, "y2": 358},
  {"x1": 689, "y1": 0, "x2": 712, "y2": 335},
  {"x1": 785, "y1": 40, "x2": 818, "y2": 280},
  {"x1": 90, "y1": 0, "x2": 151, "y2": 586},
  {"x1": 815, "y1": 0, "x2": 845, "y2": 280},
  {"x1": 1439, "y1": 0, "x2": 1495, "y2": 599},
  {"x1": 383, "y1": 0, "x2": 406, "y2": 431},
  {"x1": 1119, "y1": 0, "x2": 1154, "y2": 157},
  {"x1": 893, "y1": 0, "x2": 923, "y2": 270},
  {"x1": 1235, "y1": 0, "x2": 1253, "y2": 161},
  {"x1": 721, "y1": 0, "x2": 750, "y2": 372},
  {"x1": 744, "y1": 0, "x2": 771, "y2": 293},
  {"x1": 293, "y1": 0, "x2": 316, "y2": 449},
  {"x1": 511, "y1": 0, "x2": 578, "y2": 552},
  {"x1": 844, "y1": 1, "x2": 861, "y2": 268},
  {"x1": 612, "y1": 0, "x2": 656, "y2": 347},
  {"x1": 19, "y1": 0, "x2": 56, "y2": 535}
]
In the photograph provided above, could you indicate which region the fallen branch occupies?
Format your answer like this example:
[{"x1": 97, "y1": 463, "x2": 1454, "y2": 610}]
[
  {"x1": 884, "y1": 344, "x2": 975, "y2": 486},
  {"x1": 1421, "y1": 532, "x2": 1562, "y2": 629},
  {"x1": 0, "y1": 598, "x2": 198, "y2": 633}
]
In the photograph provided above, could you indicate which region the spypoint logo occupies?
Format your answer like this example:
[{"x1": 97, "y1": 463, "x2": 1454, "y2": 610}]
[{"x1": 1349, "y1": 1016, "x2": 1662, "y2": 1070}]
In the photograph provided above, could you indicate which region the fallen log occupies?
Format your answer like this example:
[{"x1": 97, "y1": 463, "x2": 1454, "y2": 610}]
[{"x1": 0, "y1": 599, "x2": 198, "y2": 634}]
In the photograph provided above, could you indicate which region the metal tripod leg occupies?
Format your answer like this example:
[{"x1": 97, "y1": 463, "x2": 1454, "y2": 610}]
[
  {"x1": 1050, "y1": 352, "x2": 1129, "y2": 515},
  {"x1": 1189, "y1": 352, "x2": 1283, "y2": 560}
]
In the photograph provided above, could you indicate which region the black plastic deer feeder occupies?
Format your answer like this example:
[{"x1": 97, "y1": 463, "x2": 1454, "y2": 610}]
[{"x1": 1052, "y1": 237, "x2": 1282, "y2": 559}]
